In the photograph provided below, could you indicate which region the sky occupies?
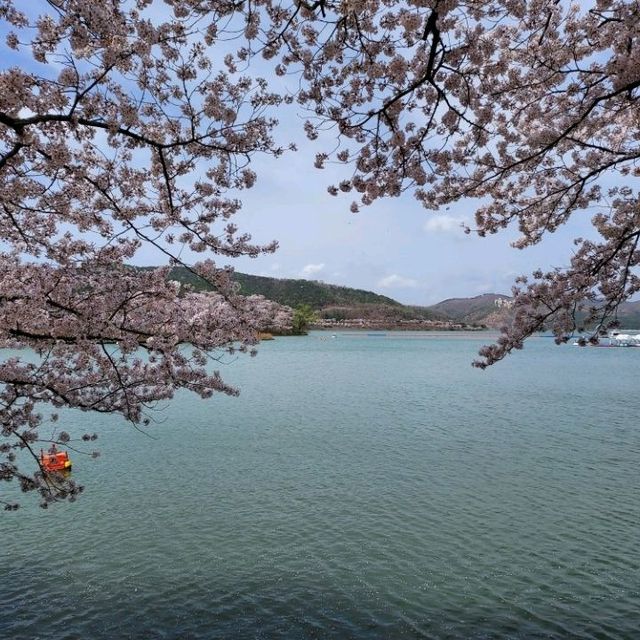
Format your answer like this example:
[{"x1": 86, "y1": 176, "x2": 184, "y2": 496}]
[{"x1": 141, "y1": 112, "x2": 595, "y2": 307}]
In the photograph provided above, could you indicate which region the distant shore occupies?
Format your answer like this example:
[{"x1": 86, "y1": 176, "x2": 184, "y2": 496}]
[{"x1": 310, "y1": 319, "x2": 487, "y2": 332}]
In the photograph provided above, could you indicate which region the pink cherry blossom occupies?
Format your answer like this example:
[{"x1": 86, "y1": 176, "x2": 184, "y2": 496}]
[
  {"x1": 3, "y1": 0, "x2": 639, "y2": 508},
  {"x1": 0, "y1": 1, "x2": 290, "y2": 508},
  {"x1": 236, "y1": 0, "x2": 640, "y2": 366}
]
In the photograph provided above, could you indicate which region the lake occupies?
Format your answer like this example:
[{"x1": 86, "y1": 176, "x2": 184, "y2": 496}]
[{"x1": 1, "y1": 332, "x2": 639, "y2": 639}]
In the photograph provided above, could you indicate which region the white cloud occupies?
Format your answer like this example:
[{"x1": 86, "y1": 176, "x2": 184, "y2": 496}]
[
  {"x1": 378, "y1": 274, "x2": 419, "y2": 288},
  {"x1": 423, "y1": 215, "x2": 468, "y2": 234},
  {"x1": 301, "y1": 262, "x2": 325, "y2": 277}
]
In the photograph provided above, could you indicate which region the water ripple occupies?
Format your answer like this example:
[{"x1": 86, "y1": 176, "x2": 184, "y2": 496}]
[{"x1": 2, "y1": 334, "x2": 640, "y2": 638}]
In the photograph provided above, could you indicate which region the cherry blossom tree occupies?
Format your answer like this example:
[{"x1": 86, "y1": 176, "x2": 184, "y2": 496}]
[
  {"x1": 0, "y1": 1, "x2": 291, "y2": 509},
  {"x1": 237, "y1": 0, "x2": 640, "y2": 365},
  {"x1": 3, "y1": 0, "x2": 639, "y2": 507}
]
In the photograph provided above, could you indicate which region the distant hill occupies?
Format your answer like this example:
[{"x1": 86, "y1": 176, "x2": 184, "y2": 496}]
[
  {"x1": 163, "y1": 266, "x2": 402, "y2": 309},
  {"x1": 426, "y1": 293, "x2": 513, "y2": 326},
  {"x1": 425, "y1": 294, "x2": 640, "y2": 330},
  {"x1": 232, "y1": 272, "x2": 402, "y2": 309},
  {"x1": 613, "y1": 301, "x2": 640, "y2": 329}
]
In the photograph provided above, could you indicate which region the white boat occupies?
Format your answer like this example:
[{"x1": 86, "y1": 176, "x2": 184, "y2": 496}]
[
  {"x1": 607, "y1": 332, "x2": 640, "y2": 347},
  {"x1": 573, "y1": 332, "x2": 640, "y2": 347}
]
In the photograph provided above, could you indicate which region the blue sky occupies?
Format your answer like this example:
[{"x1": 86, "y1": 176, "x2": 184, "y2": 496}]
[{"x1": 147, "y1": 111, "x2": 595, "y2": 306}]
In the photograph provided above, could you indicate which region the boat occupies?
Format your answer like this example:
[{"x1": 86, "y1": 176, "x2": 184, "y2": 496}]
[
  {"x1": 607, "y1": 332, "x2": 640, "y2": 347},
  {"x1": 40, "y1": 449, "x2": 72, "y2": 473},
  {"x1": 573, "y1": 332, "x2": 640, "y2": 347}
]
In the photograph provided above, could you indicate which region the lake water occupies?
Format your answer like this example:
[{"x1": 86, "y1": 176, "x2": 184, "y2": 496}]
[{"x1": 1, "y1": 332, "x2": 639, "y2": 639}]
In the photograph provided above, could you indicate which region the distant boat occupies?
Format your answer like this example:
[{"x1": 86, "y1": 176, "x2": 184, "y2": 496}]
[
  {"x1": 367, "y1": 333, "x2": 387, "y2": 337},
  {"x1": 40, "y1": 449, "x2": 72, "y2": 473},
  {"x1": 573, "y1": 332, "x2": 640, "y2": 347},
  {"x1": 608, "y1": 332, "x2": 640, "y2": 346}
]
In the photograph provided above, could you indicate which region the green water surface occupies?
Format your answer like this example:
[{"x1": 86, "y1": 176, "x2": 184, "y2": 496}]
[{"x1": 1, "y1": 332, "x2": 639, "y2": 639}]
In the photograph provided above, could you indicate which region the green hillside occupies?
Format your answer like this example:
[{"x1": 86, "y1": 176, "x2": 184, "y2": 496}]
[
  {"x1": 234, "y1": 272, "x2": 403, "y2": 309},
  {"x1": 163, "y1": 266, "x2": 401, "y2": 310}
]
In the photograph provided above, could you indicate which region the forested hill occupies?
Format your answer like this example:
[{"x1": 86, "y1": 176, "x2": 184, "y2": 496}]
[
  {"x1": 163, "y1": 266, "x2": 401, "y2": 309},
  {"x1": 233, "y1": 272, "x2": 403, "y2": 308}
]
